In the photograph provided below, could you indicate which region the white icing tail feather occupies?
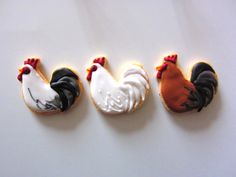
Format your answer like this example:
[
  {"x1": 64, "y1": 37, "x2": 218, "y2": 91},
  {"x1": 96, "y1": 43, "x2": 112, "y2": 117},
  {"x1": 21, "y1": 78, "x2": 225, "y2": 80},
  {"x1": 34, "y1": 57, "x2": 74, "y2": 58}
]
[{"x1": 119, "y1": 64, "x2": 150, "y2": 112}]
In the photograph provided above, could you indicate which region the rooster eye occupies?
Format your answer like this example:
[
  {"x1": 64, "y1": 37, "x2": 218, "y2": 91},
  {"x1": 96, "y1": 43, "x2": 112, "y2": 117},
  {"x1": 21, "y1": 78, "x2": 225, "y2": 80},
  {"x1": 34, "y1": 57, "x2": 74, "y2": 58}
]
[
  {"x1": 23, "y1": 67, "x2": 30, "y2": 74},
  {"x1": 91, "y1": 65, "x2": 98, "y2": 71}
]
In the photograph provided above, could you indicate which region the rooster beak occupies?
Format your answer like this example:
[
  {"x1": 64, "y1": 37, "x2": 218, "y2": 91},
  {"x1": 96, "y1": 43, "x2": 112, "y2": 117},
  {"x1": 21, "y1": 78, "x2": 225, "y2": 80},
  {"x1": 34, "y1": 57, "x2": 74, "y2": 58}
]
[
  {"x1": 18, "y1": 68, "x2": 23, "y2": 73},
  {"x1": 86, "y1": 67, "x2": 90, "y2": 72},
  {"x1": 156, "y1": 66, "x2": 161, "y2": 71}
]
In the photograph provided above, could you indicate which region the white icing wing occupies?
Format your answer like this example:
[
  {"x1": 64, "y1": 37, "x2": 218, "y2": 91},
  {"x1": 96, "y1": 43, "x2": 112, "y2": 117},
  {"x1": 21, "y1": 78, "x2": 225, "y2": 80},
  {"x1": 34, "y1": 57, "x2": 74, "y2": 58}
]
[
  {"x1": 96, "y1": 89, "x2": 128, "y2": 113},
  {"x1": 22, "y1": 67, "x2": 61, "y2": 112},
  {"x1": 119, "y1": 64, "x2": 150, "y2": 112}
]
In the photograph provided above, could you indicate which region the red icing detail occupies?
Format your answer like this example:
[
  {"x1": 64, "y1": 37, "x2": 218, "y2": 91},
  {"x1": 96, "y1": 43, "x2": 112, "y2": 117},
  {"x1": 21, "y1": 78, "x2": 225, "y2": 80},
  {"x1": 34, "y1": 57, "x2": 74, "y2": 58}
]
[
  {"x1": 24, "y1": 58, "x2": 39, "y2": 69},
  {"x1": 93, "y1": 57, "x2": 105, "y2": 66},
  {"x1": 86, "y1": 65, "x2": 98, "y2": 81},
  {"x1": 17, "y1": 74, "x2": 22, "y2": 82},
  {"x1": 86, "y1": 57, "x2": 104, "y2": 81},
  {"x1": 17, "y1": 66, "x2": 31, "y2": 82},
  {"x1": 164, "y1": 54, "x2": 177, "y2": 64},
  {"x1": 156, "y1": 63, "x2": 168, "y2": 79},
  {"x1": 156, "y1": 72, "x2": 162, "y2": 79},
  {"x1": 86, "y1": 73, "x2": 92, "y2": 81}
]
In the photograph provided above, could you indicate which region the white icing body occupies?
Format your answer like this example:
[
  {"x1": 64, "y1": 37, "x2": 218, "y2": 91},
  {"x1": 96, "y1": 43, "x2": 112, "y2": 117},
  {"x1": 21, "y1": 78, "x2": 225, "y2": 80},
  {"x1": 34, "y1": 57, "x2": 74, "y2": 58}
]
[
  {"x1": 90, "y1": 63, "x2": 150, "y2": 114},
  {"x1": 21, "y1": 65, "x2": 61, "y2": 112}
]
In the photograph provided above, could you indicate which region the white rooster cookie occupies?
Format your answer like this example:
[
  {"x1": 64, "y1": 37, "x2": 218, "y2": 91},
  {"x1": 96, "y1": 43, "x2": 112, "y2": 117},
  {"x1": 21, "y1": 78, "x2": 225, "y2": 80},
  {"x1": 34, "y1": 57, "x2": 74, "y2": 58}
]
[
  {"x1": 17, "y1": 58, "x2": 80, "y2": 113},
  {"x1": 86, "y1": 57, "x2": 150, "y2": 114}
]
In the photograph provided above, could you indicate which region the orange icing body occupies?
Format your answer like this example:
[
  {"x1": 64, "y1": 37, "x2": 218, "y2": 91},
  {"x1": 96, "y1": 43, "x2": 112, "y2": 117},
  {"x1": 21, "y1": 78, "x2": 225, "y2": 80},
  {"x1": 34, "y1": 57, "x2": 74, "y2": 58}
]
[{"x1": 160, "y1": 62, "x2": 196, "y2": 113}]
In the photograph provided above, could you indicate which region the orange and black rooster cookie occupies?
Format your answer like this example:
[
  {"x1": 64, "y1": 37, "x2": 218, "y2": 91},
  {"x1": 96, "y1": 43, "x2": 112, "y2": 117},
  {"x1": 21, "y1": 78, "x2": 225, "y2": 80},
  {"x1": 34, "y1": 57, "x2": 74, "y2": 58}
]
[{"x1": 156, "y1": 54, "x2": 218, "y2": 113}]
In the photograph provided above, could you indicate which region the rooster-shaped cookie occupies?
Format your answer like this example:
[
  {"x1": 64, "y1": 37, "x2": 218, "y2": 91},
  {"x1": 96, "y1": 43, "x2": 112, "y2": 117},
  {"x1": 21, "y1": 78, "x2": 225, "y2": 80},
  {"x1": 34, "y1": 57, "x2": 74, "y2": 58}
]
[
  {"x1": 17, "y1": 58, "x2": 80, "y2": 113},
  {"x1": 86, "y1": 57, "x2": 150, "y2": 114},
  {"x1": 156, "y1": 54, "x2": 218, "y2": 113}
]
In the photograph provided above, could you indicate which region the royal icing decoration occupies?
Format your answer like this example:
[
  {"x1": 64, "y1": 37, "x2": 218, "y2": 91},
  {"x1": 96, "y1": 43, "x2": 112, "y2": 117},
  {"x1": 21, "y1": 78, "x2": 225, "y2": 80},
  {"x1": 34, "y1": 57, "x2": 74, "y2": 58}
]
[
  {"x1": 17, "y1": 58, "x2": 80, "y2": 113},
  {"x1": 87, "y1": 57, "x2": 150, "y2": 114},
  {"x1": 156, "y1": 54, "x2": 218, "y2": 113}
]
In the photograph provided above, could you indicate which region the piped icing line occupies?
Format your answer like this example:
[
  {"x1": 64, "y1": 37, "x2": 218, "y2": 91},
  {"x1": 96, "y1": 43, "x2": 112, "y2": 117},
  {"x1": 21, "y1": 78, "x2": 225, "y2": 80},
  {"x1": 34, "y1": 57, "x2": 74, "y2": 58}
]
[
  {"x1": 17, "y1": 58, "x2": 80, "y2": 113},
  {"x1": 87, "y1": 57, "x2": 150, "y2": 114}
]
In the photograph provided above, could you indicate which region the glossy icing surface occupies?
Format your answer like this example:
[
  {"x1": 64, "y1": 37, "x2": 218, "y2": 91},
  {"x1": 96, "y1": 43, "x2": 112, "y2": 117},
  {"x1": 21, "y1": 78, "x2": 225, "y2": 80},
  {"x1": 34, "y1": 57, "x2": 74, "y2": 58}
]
[
  {"x1": 50, "y1": 68, "x2": 80, "y2": 111},
  {"x1": 157, "y1": 55, "x2": 218, "y2": 113},
  {"x1": 88, "y1": 62, "x2": 150, "y2": 114},
  {"x1": 18, "y1": 59, "x2": 80, "y2": 113},
  {"x1": 21, "y1": 64, "x2": 61, "y2": 112}
]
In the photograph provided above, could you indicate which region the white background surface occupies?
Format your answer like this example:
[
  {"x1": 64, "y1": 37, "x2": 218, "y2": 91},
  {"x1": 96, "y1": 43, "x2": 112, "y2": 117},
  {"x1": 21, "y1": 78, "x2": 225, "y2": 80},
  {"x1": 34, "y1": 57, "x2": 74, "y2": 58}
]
[{"x1": 0, "y1": 0, "x2": 236, "y2": 177}]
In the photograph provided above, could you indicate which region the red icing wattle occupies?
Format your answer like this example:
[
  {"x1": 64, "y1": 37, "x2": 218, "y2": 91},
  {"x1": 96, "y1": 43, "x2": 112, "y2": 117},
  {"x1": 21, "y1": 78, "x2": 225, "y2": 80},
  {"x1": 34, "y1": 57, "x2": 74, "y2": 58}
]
[
  {"x1": 17, "y1": 74, "x2": 23, "y2": 82},
  {"x1": 86, "y1": 65, "x2": 97, "y2": 81},
  {"x1": 156, "y1": 63, "x2": 168, "y2": 79}
]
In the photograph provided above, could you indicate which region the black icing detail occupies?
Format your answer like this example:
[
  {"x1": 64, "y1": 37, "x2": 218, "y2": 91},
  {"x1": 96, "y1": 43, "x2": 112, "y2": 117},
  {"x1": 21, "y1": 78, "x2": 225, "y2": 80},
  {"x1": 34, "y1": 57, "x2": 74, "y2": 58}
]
[
  {"x1": 27, "y1": 88, "x2": 60, "y2": 111},
  {"x1": 188, "y1": 62, "x2": 218, "y2": 112},
  {"x1": 50, "y1": 68, "x2": 80, "y2": 112},
  {"x1": 190, "y1": 62, "x2": 215, "y2": 82}
]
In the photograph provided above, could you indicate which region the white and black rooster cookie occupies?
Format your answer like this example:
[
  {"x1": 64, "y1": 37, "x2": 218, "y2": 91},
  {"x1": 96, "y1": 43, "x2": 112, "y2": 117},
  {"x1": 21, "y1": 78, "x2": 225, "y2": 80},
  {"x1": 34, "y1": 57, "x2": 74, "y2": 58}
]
[{"x1": 17, "y1": 58, "x2": 80, "y2": 113}]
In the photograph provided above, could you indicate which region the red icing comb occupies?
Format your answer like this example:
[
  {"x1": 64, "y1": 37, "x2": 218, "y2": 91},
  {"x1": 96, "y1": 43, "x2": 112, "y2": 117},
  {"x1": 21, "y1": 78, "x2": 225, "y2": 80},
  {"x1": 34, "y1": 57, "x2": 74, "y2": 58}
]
[
  {"x1": 164, "y1": 54, "x2": 177, "y2": 64},
  {"x1": 93, "y1": 57, "x2": 105, "y2": 66},
  {"x1": 24, "y1": 58, "x2": 39, "y2": 69}
]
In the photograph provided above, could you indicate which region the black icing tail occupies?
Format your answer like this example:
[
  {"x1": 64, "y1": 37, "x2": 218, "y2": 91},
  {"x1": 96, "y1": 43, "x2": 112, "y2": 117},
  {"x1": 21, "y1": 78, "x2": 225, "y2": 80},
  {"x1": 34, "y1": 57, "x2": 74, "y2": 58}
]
[
  {"x1": 50, "y1": 68, "x2": 80, "y2": 111},
  {"x1": 190, "y1": 62, "x2": 218, "y2": 112}
]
